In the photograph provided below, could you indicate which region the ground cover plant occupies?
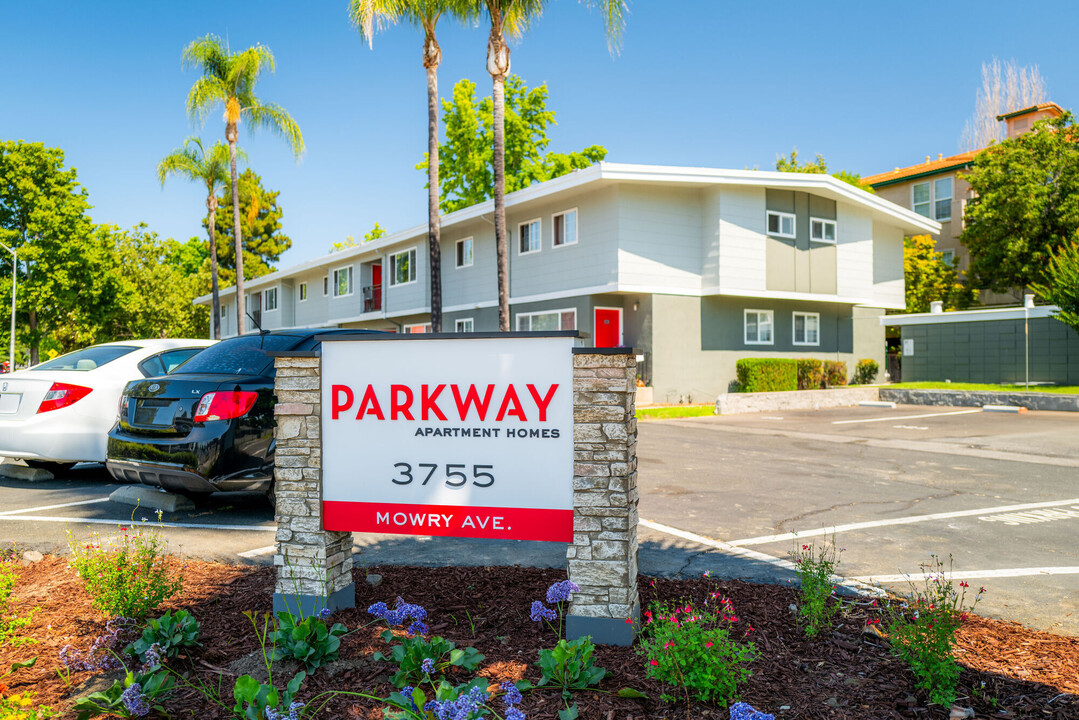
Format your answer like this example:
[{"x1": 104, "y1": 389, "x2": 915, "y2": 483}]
[
  {"x1": 0, "y1": 556, "x2": 1076, "y2": 719},
  {"x1": 789, "y1": 540, "x2": 842, "y2": 638},
  {"x1": 635, "y1": 404, "x2": 714, "y2": 420}
]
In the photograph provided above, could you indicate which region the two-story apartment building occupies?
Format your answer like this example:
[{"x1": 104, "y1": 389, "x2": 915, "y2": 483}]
[{"x1": 197, "y1": 163, "x2": 937, "y2": 401}]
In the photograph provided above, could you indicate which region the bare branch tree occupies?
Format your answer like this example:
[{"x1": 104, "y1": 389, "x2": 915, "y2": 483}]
[{"x1": 960, "y1": 58, "x2": 1049, "y2": 151}]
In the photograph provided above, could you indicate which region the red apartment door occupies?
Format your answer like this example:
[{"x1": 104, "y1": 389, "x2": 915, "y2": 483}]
[{"x1": 594, "y1": 307, "x2": 622, "y2": 348}]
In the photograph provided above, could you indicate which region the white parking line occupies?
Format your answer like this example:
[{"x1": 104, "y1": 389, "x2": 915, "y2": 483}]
[
  {"x1": 832, "y1": 409, "x2": 982, "y2": 425},
  {"x1": 725, "y1": 497, "x2": 1079, "y2": 547},
  {"x1": 639, "y1": 517, "x2": 885, "y2": 597},
  {"x1": 854, "y1": 567, "x2": 1079, "y2": 583},
  {"x1": 0, "y1": 515, "x2": 276, "y2": 532},
  {"x1": 238, "y1": 544, "x2": 278, "y2": 558},
  {"x1": 0, "y1": 498, "x2": 111, "y2": 516}
]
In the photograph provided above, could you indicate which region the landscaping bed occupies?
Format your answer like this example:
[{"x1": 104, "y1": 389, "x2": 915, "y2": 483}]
[{"x1": 2, "y1": 555, "x2": 1078, "y2": 719}]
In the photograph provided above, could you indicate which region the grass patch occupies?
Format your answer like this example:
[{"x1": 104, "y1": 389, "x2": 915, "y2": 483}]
[
  {"x1": 890, "y1": 382, "x2": 1079, "y2": 394},
  {"x1": 636, "y1": 404, "x2": 714, "y2": 420}
]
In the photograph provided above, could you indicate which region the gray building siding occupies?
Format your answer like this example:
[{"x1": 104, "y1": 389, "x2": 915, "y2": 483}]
[
  {"x1": 765, "y1": 190, "x2": 837, "y2": 294},
  {"x1": 901, "y1": 317, "x2": 1079, "y2": 384}
]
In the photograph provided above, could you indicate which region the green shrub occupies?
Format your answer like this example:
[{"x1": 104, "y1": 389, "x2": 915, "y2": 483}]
[
  {"x1": 735, "y1": 359, "x2": 797, "y2": 393},
  {"x1": 854, "y1": 358, "x2": 879, "y2": 384},
  {"x1": 128, "y1": 610, "x2": 201, "y2": 666},
  {"x1": 67, "y1": 530, "x2": 183, "y2": 619},
  {"x1": 796, "y1": 359, "x2": 824, "y2": 390},
  {"x1": 823, "y1": 361, "x2": 847, "y2": 387},
  {"x1": 790, "y1": 538, "x2": 842, "y2": 637},
  {"x1": 271, "y1": 611, "x2": 348, "y2": 672}
]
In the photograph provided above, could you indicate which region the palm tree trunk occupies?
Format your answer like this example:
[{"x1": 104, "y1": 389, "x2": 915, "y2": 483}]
[
  {"x1": 227, "y1": 132, "x2": 245, "y2": 335},
  {"x1": 488, "y1": 18, "x2": 511, "y2": 331},
  {"x1": 207, "y1": 195, "x2": 221, "y2": 340},
  {"x1": 425, "y1": 43, "x2": 442, "y2": 334}
]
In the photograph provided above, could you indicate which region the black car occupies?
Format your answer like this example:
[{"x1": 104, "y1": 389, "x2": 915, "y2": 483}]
[{"x1": 106, "y1": 329, "x2": 371, "y2": 505}]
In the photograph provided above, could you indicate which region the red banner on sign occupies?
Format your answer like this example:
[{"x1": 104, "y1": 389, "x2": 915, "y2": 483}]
[{"x1": 323, "y1": 501, "x2": 573, "y2": 543}]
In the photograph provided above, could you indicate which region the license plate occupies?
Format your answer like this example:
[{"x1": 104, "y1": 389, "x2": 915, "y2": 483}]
[
  {"x1": 134, "y1": 399, "x2": 174, "y2": 427},
  {"x1": 0, "y1": 393, "x2": 20, "y2": 414}
]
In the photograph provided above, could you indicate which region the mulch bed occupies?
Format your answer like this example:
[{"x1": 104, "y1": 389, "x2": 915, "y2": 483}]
[{"x1": 3, "y1": 555, "x2": 1078, "y2": 719}]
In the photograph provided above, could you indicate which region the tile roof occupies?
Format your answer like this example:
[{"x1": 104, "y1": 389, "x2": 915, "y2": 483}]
[
  {"x1": 863, "y1": 150, "x2": 979, "y2": 188},
  {"x1": 996, "y1": 101, "x2": 1064, "y2": 121}
]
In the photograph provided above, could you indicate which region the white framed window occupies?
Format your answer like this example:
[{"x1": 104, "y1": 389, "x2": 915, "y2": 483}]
[
  {"x1": 516, "y1": 308, "x2": 576, "y2": 331},
  {"x1": 299, "y1": 282, "x2": 307, "y2": 302},
  {"x1": 810, "y1": 217, "x2": 837, "y2": 244},
  {"x1": 455, "y1": 237, "x2": 473, "y2": 268},
  {"x1": 913, "y1": 178, "x2": 953, "y2": 221},
  {"x1": 403, "y1": 323, "x2": 430, "y2": 334},
  {"x1": 322, "y1": 276, "x2": 329, "y2": 296},
  {"x1": 332, "y1": 266, "x2": 353, "y2": 298},
  {"x1": 263, "y1": 287, "x2": 278, "y2": 312},
  {"x1": 455, "y1": 318, "x2": 474, "y2": 333},
  {"x1": 390, "y1": 248, "x2": 417, "y2": 286},
  {"x1": 553, "y1": 209, "x2": 577, "y2": 247},
  {"x1": 766, "y1": 211, "x2": 796, "y2": 238},
  {"x1": 940, "y1": 249, "x2": 955, "y2": 265},
  {"x1": 793, "y1": 312, "x2": 820, "y2": 346},
  {"x1": 518, "y1": 219, "x2": 541, "y2": 255},
  {"x1": 744, "y1": 309, "x2": 774, "y2": 345}
]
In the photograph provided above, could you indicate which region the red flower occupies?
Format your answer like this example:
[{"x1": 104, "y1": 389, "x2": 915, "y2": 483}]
[
  {"x1": 625, "y1": 617, "x2": 633, "y2": 624},
  {"x1": 705, "y1": 641, "x2": 713, "y2": 648},
  {"x1": 650, "y1": 660, "x2": 658, "y2": 666},
  {"x1": 959, "y1": 581, "x2": 969, "y2": 588}
]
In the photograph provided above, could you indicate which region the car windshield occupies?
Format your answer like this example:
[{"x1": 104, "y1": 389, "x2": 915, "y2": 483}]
[
  {"x1": 31, "y1": 345, "x2": 139, "y2": 371},
  {"x1": 170, "y1": 335, "x2": 303, "y2": 376}
]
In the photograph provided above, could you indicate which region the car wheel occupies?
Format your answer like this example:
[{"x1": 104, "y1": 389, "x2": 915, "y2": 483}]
[{"x1": 25, "y1": 460, "x2": 76, "y2": 475}]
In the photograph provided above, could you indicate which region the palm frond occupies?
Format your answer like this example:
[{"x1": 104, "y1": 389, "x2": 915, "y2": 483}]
[
  {"x1": 229, "y1": 44, "x2": 276, "y2": 90},
  {"x1": 156, "y1": 146, "x2": 201, "y2": 186},
  {"x1": 243, "y1": 103, "x2": 305, "y2": 159},
  {"x1": 584, "y1": 0, "x2": 627, "y2": 54},
  {"x1": 181, "y1": 34, "x2": 228, "y2": 77},
  {"x1": 498, "y1": 0, "x2": 547, "y2": 38},
  {"x1": 348, "y1": 0, "x2": 407, "y2": 46},
  {"x1": 186, "y1": 76, "x2": 227, "y2": 125}
]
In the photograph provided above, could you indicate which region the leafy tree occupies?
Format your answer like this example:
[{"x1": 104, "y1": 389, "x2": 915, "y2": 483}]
[
  {"x1": 479, "y1": 0, "x2": 626, "y2": 330},
  {"x1": 775, "y1": 148, "x2": 874, "y2": 192},
  {"x1": 961, "y1": 113, "x2": 1079, "y2": 295},
  {"x1": 183, "y1": 34, "x2": 304, "y2": 336},
  {"x1": 206, "y1": 169, "x2": 291, "y2": 280},
  {"x1": 903, "y1": 235, "x2": 974, "y2": 313},
  {"x1": 350, "y1": 0, "x2": 475, "y2": 333},
  {"x1": 1031, "y1": 237, "x2": 1079, "y2": 335},
  {"x1": 330, "y1": 222, "x2": 387, "y2": 253},
  {"x1": 157, "y1": 137, "x2": 241, "y2": 339},
  {"x1": 0, "y1": 140, "x2": 118, "y2": 363},
  {"x1": 427, "y1": 76, "x2": 607, "y2": 213}
]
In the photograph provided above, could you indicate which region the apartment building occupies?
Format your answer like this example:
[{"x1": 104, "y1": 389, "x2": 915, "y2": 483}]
[{"x1": 198, "y1": 163, "x2": 937, "y2": 401}]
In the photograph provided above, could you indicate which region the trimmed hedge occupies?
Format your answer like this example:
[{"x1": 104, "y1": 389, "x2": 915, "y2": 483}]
[
  {"x1": 854, "y1": 358, "x2": 879, "y2": 385},
  {"x1": 736, "y1": 358, "x2": 798, "y2": 393},
  {"x1": 823, "y1": 360, "x2": 848, "y2": 387},
  {"x1": 796, "y1": 359, "x2": 824, "y2": 390}
]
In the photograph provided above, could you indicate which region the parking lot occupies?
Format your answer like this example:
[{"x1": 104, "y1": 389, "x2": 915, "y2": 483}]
[{"x1": 1, "y1": 403, "x2": 1077, "y2": 635}]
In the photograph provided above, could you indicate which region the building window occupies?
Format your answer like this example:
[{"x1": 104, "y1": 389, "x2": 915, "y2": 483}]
[
  {"x1": 390, "y1": 248, "x2": 417, "y2": 286},
  {"x1": 766, "y1": 211, "x2": 795, "y2": 238},
  {"x1": 810, "y1": 218, "x2": 837, "y2": 243},
  {"x1": 455, "y1": 237, "x2": 473, "y2": 268},
  {"x1": 793, "y1": 312, "x2": 820, "y2": 346},
  {"x1": 403, "y1": 323, "x2": 430, "y2": 333},
  {"x1": 264, "y1": 287, "x2": 278, "y2": 311},
  {"x1": 744, "y1": 309, "x2": 774, "y2": 345},
  {"x1": 516, "y1": 308, "x2": 576, "y2": 331},
  {"x1": 299, "y1": 282, "x2": 307, "y2": 302},
  {"x1": 455, "y1": 318, "x2": 474, "y2": 332},
  {"x1": 322, "y1": 276, "x2": 329, "y2": 296},
  {"x1": 332, "y1": 266, "x2": 353, "y2": 297},
  {"x1": 518, "y1": 219, "x2": 541, "y2": 255},
  {"x1": 913, "y1": 179, "x2": 953, "y2": 221},
  {"x1": 553, "y1": 209, "x2": 577, "y2": 247},
  {"x1": 940, "y1": 249, "x2": 955, "y2": 265}
]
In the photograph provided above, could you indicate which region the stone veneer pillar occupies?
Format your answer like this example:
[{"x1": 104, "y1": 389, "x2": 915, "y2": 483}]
[
  {"x1": 566, "y1": 348, "x2": 639, "y2": 646},
  {"x1": 271, "y1": 353, "x2": 355, "y2": 615}
]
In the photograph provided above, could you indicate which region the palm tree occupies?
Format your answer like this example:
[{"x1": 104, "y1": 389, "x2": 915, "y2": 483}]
[
  {"x1": 348, "y1": 0, "x2": 475, "y2": 333},
  {"x1": 182, "y1": 35, "x2": 304, "y2": 335},
  {"x1": 156, "y1": 137, "x2": 243, "y2": 339},
  {"x1": 481, "y1": 0, "x2": 626, "y2": 330}
]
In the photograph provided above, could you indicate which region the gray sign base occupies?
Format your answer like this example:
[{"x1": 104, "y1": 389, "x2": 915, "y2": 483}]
[
  {"x1": 567, "y1": 603, "x2": 640, "y2": 646},
  {"x1": 272, "y1": 583, "x2": 356, "y2": 618}
]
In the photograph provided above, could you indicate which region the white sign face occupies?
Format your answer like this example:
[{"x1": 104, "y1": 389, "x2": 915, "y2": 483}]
[
  {"x1": 902, "y1": 338, "x2": 914, "y2": 356},
  {"x1": 321, "y1": 336, "x2": 574, "y2": 542}
]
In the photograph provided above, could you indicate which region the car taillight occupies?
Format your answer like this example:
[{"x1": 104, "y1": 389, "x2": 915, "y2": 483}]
[
  {"x1": 118, "y1": 394, "x2": 129, "y2": 419},
  {"x1": 37, "y1": 382, "x2": 93, "y2": 414},
  {"x1": 193, "y1": 391, "x2": 258, "y2": 422}
]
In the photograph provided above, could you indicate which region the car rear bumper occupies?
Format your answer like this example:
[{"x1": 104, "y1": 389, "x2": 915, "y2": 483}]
[
  {"x1": 0, "y1": 412, "x2": 107, "y2": 463},
  {"x1": 104, "y1": 459, "x2": 272, "y2": 495}
]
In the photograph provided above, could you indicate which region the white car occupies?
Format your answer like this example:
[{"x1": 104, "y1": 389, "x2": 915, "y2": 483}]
[{"x1": 0, "y1": 339, "x2": 215, "y2": 471}]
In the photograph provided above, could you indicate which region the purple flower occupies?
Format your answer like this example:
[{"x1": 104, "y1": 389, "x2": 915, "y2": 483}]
[
  {"x1": 408, "y1": 621, "x2": 430, "y2": 637},
  {"x1": 729, "y1": 702, "x2": 775, "y2": 720},
  {"x1": 367, "y1": 601, "x2": 388, "y2": 618},
  {"x1": 506, "y1": 708, "x2": 526, "y2": 720},
  {"x1": 421, "y1": 658, "x2": 435, "y2": 674},
  {"x1": 500, "y1": 681, "x2": 522, "y2": 706},
  {"x1": 545, "y1": 580, "x2": 579, "y2": 604},
  {"x1": 530, "y1": 601, "x2": 557, "y2": 623},
  {"x1": 120, "y1": 682, "x2": 150, "y2": 716},
  {"x1": 142, "y1": 642, "x2": 164, "y2": 670},
  {"x1": 318, "y1": 607, "x2": 333, "y2": 621}
]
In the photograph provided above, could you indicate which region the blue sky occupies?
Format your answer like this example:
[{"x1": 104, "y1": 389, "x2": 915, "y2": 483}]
[{"x1": 2, "y1": 1, "x2": 1077, "y2": 268}]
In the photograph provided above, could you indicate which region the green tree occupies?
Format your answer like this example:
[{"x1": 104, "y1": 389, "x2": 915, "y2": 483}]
[
  {"x1": 0, "y1": 141, "x2": 118, "y2": 363},
  {"x1": 426, "y1": 76, "x2": 607, "y2": 213},
  {"x1": 903, "y1": 234, "x2": 974, "y2": 313},
  {"x1": 157, "y1": 137, "x2": 241, "y2": 339},
  {"x1": 330, "y1": 222, "x2": 387, "y2": 253},
  {"x1": 1031, "y1": 237, "x2": 1079, "y2": 335},
  {"x1": 775, "y1": 148, "x2": 874, "y2": 192},
  {"x1": 183, "y1": 34, "x2": 304, "y2": 336},
  {"x1": 961, "y1": 113, "x2": 1079, "y2": 295},
  {"x1": 480, "y1": 0, "x2": 626, "y2": 330},
  {"x1": 350, "y1": 0, "x2": 475, "y2": 333},
  {"x1": 206, "y1": 169, "x2": 292, "y2": 281}
]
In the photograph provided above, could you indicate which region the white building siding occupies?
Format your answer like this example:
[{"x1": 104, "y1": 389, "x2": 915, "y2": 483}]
[
  {"x1": 383, "y1": 244, "x2": 428, "y2": 315},
  {"x1": 835, "y1": 204, "x2": 874, "y2": 301},
  {"x1": 616, "y1": 185, "x2": 702, "y2": 291},
  {"x1": 700, "y1": 188, "x2": 721, "y2": 291},
  {"x1": 872, "y1": 221, "x2": 905, "y2": 309},
  {"x1": 717, "y1": 186, "x2": 767, "y2": 292},
  {"x1": 442, "y1": 218, "x2": 496, "y2": 309}
]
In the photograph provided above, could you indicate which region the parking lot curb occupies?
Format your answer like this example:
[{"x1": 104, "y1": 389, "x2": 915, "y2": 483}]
[
  {"x1": 109, "y1": 485, "x2": 195, "y2": 513},
  {"x1": 0, "y1": 464, "x2": 53, "y2": 482}
]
